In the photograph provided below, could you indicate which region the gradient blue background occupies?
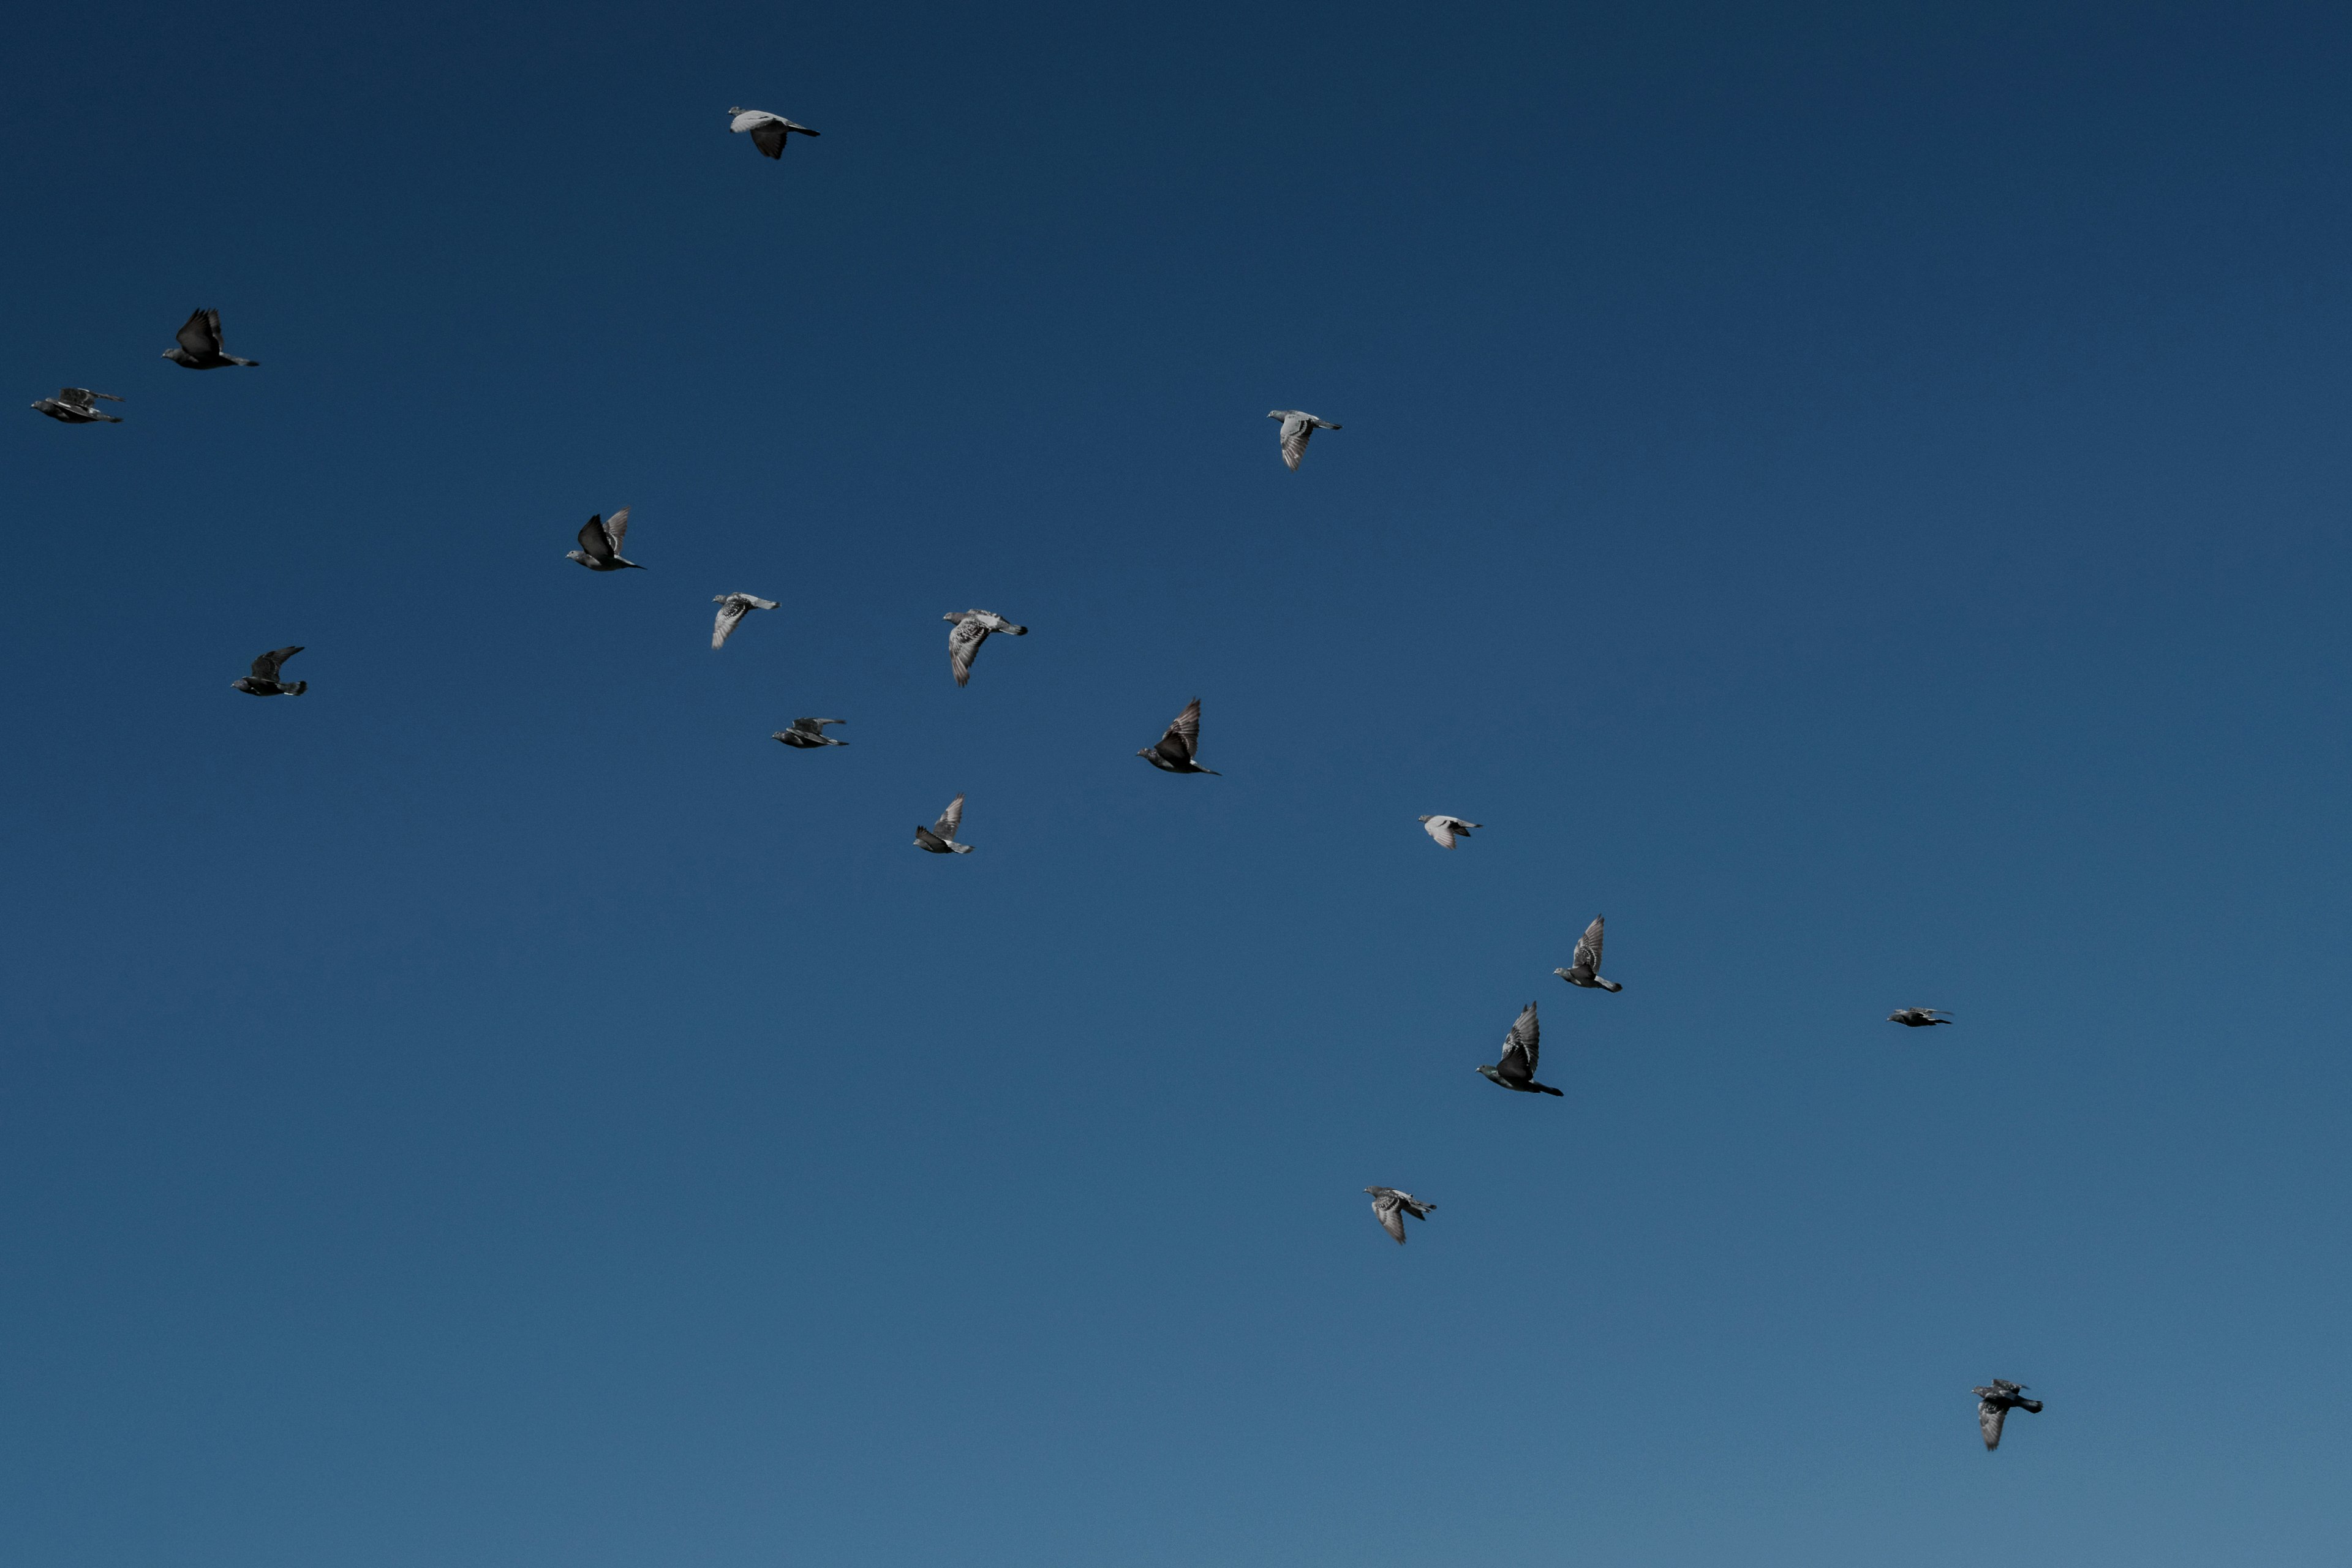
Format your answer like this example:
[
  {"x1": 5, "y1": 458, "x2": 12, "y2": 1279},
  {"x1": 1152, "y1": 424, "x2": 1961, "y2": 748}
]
[{"x1": 7, "y1": 2, "x2": 2351, "y2": 1563}]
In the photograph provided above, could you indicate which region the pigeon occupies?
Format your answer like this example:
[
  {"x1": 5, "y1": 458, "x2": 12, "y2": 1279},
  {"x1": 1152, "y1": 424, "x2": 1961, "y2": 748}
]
[
  {"x1": 1268, "y1": 409, "x2": 1340, "y2": 470},
  {"x1": 1974, "y1": 1381, "x2": 2043, "y2": 1450},
  {"x1": 31, "y1": 388, "x2": 124, "y2": 423},
  {"x1": 1136, "y1": 698, "x2": 1219, "y2": 774},
  {"x1": 231, "y1": 646, "x2": 307, "y2": 696},
  {"x1": 1477, "y1": 1001, "x2": 1562, "y2": 1096},
  {"x1": 944, "y1": 608, "x2": 1027, "y2": 687},
  {"x1": 162, "y1": 309, "x2": 259, "y2": 369},
  {"x1": 1555, "y1": 916, "x2": 1623, "y2": 992},
  {"x1": 1419, "y1": 814, "x2": 1479, "y2": 849},
  {"x1": 913, "y1": 793, "x2": 973, "y2": 854},
  {"x1": 773, "y1": 717, "x2": 847, "y2": 748},
  {"x1": 1363, "y1": 1186, "x2": 1436, "y2": 1245},
  {"x1": 711, "y1": 594, "x2": 778, "y2": 649},
  {"x1": 567, "y1": 510, "x2": 644, "y2": 571},
  {"x1": 729, "y1": 107, "x2": 820, "y2": 158},
  {"x1": 1889, "y1": 1008, "x2": 1954, "y2": 1027}
]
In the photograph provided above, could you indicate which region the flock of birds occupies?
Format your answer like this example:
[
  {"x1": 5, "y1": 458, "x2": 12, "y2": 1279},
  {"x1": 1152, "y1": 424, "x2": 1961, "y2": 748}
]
[{"x1": 29, "y1": 105, "x2": 2039, "y2": 1457}]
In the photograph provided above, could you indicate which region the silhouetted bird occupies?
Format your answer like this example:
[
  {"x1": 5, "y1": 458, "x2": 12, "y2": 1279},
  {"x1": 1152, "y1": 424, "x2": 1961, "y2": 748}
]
[
  {"x1": 567, "y1": 510, "x2": 643, "y2": 571},
  {"x1": 913, "y1": 793, "x2": 973, "y2": 854},
  {"x1": 1268, "y1": 409, "x2": 1340, "y2": 470},
  {"x1": 1974, "y1": 1381, "x2": 2042, "y2": 1450},
  {"x1": 712, "y1": 593, "x2": 778, "y2": 649},
  {"x1": 773, "y1": 717, "x2": 847, "y2": 748},
  {"x1": 1889, "y1": 1008, "x2": 1954, "y2": 1027},
  {"x1": 162, "y1": 309, "x2": 258, "y2": 369},
  {"x1": 1364, "y1": 1186, "x2": 1436, "y2": 1245},
  {"x1": 1477, "y1": 1002, "x2": 1561, "y2": 1096},
  {"x1": 1555, "y1": 916, "x2": 1622, "y2": 992},
  {"x1": 944, "y1": 608, "x2": 1027, "y2": 686},
  {"x1": 31, "y1": 388, "x2": 123, "y2": 423},
  {"x1": 1419, "y1": 814, "x2": 1479, "y2": 849},
  {"x1": 232, "y1": 646, "x2": 307, "y2": 696},
  {"x1": 1136, "y1": 698, "x2": 1218, "y2": 774},
  {"x1": 729, "y1": 107, "x2": 820, "y2": 158}
]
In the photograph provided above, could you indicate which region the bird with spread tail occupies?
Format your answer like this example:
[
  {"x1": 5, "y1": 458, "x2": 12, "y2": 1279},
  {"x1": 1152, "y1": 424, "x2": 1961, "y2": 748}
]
[
  {"x1": 1555, "y1": 916, "x2": 1623, "y2": 992},
  {"x1": 711, "y1": 594, "x2": 778, "y2": 649},
  {"x1": 31, "y1": 388, "x2": 123, "y2": 423},
  {"x1": 1268, "y1": 409, "x2": 1340, "y2": 470},
  {"x1": 1477, "y1": 1001, "x2": 1561, "y2": 1096},
  {"x1": 232, "y1": 647, "x2": 307, "y2": 697},
  {"x1": 913, "y1": 794, "x2": 973, "y2": 854},
  {"x1": 729, "y1": 107, "x2": 820, "y2": 158},
  {"x1": 944, "y1": 609, "x2": 1027, "y2": 687},
  {"x1": 568, "y1": 511, "x2": 644, "y2": 571},
  {"x1": 1363, "y1": 1186, "x2": 1436, "y2": 1245},
  {"x1": 1888, "y1": 1008, "x2": 1954, "y2": 1027},
  {"x1": 1136, "y1": 698, "x2": 1218, "y2": 774},
  {"x1": 162, "y1": 309, "x2": 259, "y2": 369},
  {"x1": 1419, "y1": 814, "x2": 1479, "y2": 849},
  {"x1": 1974, "y1": 1381, "x2": 2042, "y2": 1450},
  {"x1": 773, "y1": 717, "x2": 847, "y2": 748}
]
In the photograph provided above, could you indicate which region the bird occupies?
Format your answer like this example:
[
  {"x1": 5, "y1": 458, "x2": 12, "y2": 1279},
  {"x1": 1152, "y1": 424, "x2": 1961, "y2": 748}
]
[
  {"x1": 1889, "y1": 1008, "x2": 1954, "y2": 1027},
  {"x1": 30, "y1": 388, "x2": 123, "y2": 423},
  {"x1": 1419, "y1": 814, "x2": 1480, "y2": 849},
  {"x1": 1555, "y1": 916, "x2": 1623, "y2": 992},
  {"x1": 772, "y1": 717, "x2": 847, "y2": 748},
  {"x1": 1477, "y1": 1001, "x2": 1562, "y2": 1096},
  {"x1": 1136, "y1": 698, "x2": 1219, "y2": 774},
  {"x1": 913, "y1": 793, "x2": 973, "y2": 854},
  {"x1": 1973, "y1": 1381, "x2": 2043, "y2": 1450},
  {"x1": 1267, "y1": 409, "x2": 1340, "y2": 470},
  {"x1": 1364, "y1": 1186, "x2": 1436, "y2": 1245},
  {"x1": 729, "y1": 107, "x2": 820, "y2": 158},
  {"x1": 944, "y1": 608, "x2": 1027, "y2": 687},
  {"x1": 162, "y1": 309, "x2": 259, "y2": 369},
  {"x1": 231, "y1": 646, "x2": 307, "y2": 696},
  {"x1": 711, "y1": 594, "x2": 778, "y2": 649},
  {"x1": 567, "y1": 510, "x2": 644, "y2": 571}
]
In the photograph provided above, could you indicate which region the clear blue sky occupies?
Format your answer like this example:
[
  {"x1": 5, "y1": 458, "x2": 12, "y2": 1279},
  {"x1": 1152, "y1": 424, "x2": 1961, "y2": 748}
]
[{"x1": 7, "y1": 2, "x2": 2351, "y2": 1563}]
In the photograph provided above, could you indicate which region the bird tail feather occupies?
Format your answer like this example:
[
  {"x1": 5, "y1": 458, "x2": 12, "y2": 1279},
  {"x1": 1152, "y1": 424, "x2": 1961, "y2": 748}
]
[
  {"x1": 1598, "y1": 978, "x2": 1623, "y2": 992},
  {"x1": 291, "y1": 681, "x2": 308, "y2": 695}
]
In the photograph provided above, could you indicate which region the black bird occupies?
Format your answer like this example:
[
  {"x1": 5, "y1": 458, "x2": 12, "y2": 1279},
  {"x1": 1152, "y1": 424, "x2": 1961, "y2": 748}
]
[
  {"x1": 567, "y1": 510, "x2": 644, "y2": 571},
  {"x1": 232, "y1": 646, "x2": 307, "y2": 696},
  {"x1": 162, "y1": 309, "x2": 259, "y2": 369},
  {"x1": 1555, "y1": 915, "x2": 1623, "y2": 992},
  {"x1": 773, "y1": 717, "x2": 847, "y2": 748},
  {"x1": 1477, "y1": 1002, "x2": 1561, "y2": 1096},
  {"x1": 1363, "y1": 1187, "x2": 1436, "y2": 1245},
  {"x1": 1974, "y1": 1380, "x2": 2043, "y2": 1450},
  {"x1": 1136, "y1": 698, "x2": 1218, "y2": 774},
  {"x1": 1889, "y1": 1008, "x2": 1954, "y2": 1028},
  {"x1": 31, "y1": 387, "x2": 124, "y2": 423}
]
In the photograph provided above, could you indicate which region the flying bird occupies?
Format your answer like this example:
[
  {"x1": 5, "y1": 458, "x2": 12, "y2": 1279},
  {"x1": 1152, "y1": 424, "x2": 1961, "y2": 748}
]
[
  {"x1": 1555, "y1": 916, "x2": 1623, "y2": 992},
  {"x1": 31, "y1": 388, "x2": 123, "y2": 423},
  {"x1": 1136, "y1": 698, "x2": 1218, "y2": 774},
  {"x1": 1477, "y1": 1001, "x2": 1562, "y2": 1096},
  {"x1": 162, "y1": 309, "x2": 259, "y2": 369},
  {"x1": 772, "y1": 717, "x2": 847, "y2": 748},
  {"x1": 1889, "y1": 1008, "x2": 1954, "y2": 1027},
  {"x1": 1974, "y1": 1381, "x2": 2043, "y2": 1450},
  {"x1": 944, "y1": 608, "x2": 1027, "y2": 687},
  {"x1": 729, "y1": 107, "x2": 820, "y2": 158},
  {"x1": 913, "y1": 793, "x2": 973, "y2": 854},
  {"x1": 1419, "y1": 814, "x2": 1479, "y2": 849},
  {"x1": 1267, "y1": 409, "x2": 1340, "y2": 470},
  {"x1": 1363, "y1": 1186, "x2": 1436, "y2": 1245},
  {"x1": 232, "y1": 646, "x2": 307, "y2": 696},
  {"x1": 567, "y1": 510, "x2": 643, "y2": 571},
  {"x1": 711, "y1": 594, "x2": 778, "y2": 649}
]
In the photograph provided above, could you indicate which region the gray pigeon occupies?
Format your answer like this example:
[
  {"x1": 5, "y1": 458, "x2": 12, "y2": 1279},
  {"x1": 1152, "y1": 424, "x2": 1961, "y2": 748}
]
[
  {"x1": 1136, "y1": 698, "x2": 1218, "y2": 774},
  {"x1": 729, "y1": 107, "x2": 820, "y2": 158},
  {"x1": 567, "y1": 510, "x2": 643, "y2": 571},
  {"x1": 1889, "y1": 1008, "x2": 1954, "y2": 1027},
  {"x1": 1974, "y1": 1381, "x2": 2042, "y2": 1450},
  {"x1": 1555, "y1": 916, "x2": 1623, "y2": 992},
  {"x1": 1364, "y1": 1186, "x2": 1436, "y2": 1245},
  {"x1": 913, "y1": 793, "x2": 973, "y2": 854},
  {"x1": 1477, "y1": 1001, "x2": 1561, "y2": 1096},
  {"x1": 162, "y1": 309, "x2": 259, "y2": 369},
  {"x1": 1268, "y1": 409, "x2": 1340, "y2": 471},
  {"x1": 31, "y1": 388, "x2": 124, "y2": 424},
  {"x1": 1419, "y1": 814, "x2": 1479, "y2": 849},
  {"x1": 712, "y1": 593, "x2": 778, "y2": 649},
  {"x1": 944, "y1": 608, "x2": 1027, "y2": 687},
  {"x1": 231, "y1": 646, "x2": 307, "y2": 696},
  {"x1": 773, "y1": 717, "x2": 847, "y2": 748}
]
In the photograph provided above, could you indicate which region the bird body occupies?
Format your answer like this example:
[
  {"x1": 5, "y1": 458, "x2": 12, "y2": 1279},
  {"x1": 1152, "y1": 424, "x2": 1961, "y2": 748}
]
[
  {"x1": 1267, "y1": 409, "x2": 1340, "y2": 470},
  {"x1": 1419, "y1": 814, "x2": 1480, "y2": 849},
  {"x1": 567, "y1": 510, "x2": 643, "y2": 571},
  {"x1": 729, "y1": 107, "x2": 820, "y2": 158},
  {"x1": 774, "y1": 717, "x2": 847, "y2": 748},
  {"x1": 31, "y1": 388, "x2": 123, "y2": 423},
  {"x1": 1364, "y1": 1186, "x2": 1435, "y2": 1245},
  {"x1": 162, "y1": 309, "x2": 258, "y2": 369},
  {"x1": 1974, "y1": 1380, "x2": 2043, "y2": 1450},
  {"x1": 1889, "y1": 1008, "x2": 1954, "y2": 1027},
  {"x1": 1477, "y1": 1001, "x2": 1562, "y2": 1095},
  {"x1": 913, "y1": 793, "x2": 973, "y2": 853},
  {"x1": 1555, "y1": 915, "x2": 1623, "y2": 992},
  {"x1": 1137, "y1": 698, "x2": 1218, "y2": 774},
  {"x1": 712, "y1": 593, "x2": 779, "y2": 649},
  {"x1": 944, "y1": 608, "x2": 1027, "y2": 686},
  {"x1": 231, "y1": 646, "x2": 307, "y2": 696}
]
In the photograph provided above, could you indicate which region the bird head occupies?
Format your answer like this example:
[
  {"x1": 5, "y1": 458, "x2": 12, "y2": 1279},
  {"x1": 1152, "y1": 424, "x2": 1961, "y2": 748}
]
[
  {"x1": 1135, "y1": 747, "x2": 1153, "y2": 758},
  {"x1": 1553, "y1": 967, "x2": 1574, "y2": 979},
  {"x1": 1266, "y1": 410, "x2": 1284, "y2": 419}
]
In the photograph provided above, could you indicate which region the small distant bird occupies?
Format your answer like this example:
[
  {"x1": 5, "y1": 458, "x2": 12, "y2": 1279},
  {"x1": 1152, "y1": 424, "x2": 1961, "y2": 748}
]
[
  {"x1": 944, "y1": 608, "x2": 1027, "y2": 687},
  {"x1": 1477, "y1": 1001, "x2": 1561, "y2": 1096},
  {"x1": 773, "y1": 717, "x2": 847, "y2": 748},
  {"x1": 162, "y1": 309, "x2": 259, "y2": 369},
  {"x1": 913, "y1": 793, "x2": 973, "y2": 854},
  {"x1": 1889, "y1": 1008, "x2": 1954, "y2": 1027},
  {"x1": 1974, "y1": 1381, "x2": 2042, "y2": 1450},
  {"x1": 31, "y1": 388, "x2": 123, "y2": 423},
  {"x1": 1555, "y1": 916, "x2": 1623, "y2": 992},
  {"x1": 1363, "y1": 1186, "x2": 1435, "y2": 1245},
  {"x1": 232, "y1": 646, "x2": 307, "y2": 696},
  {"x1": 711, "y1": 593, "x2": 778, "y2": 649},
  {"x1": 1419, "y1": 814, "x2": 1479, "y2": 849},
  {"x1": 1268, "y1": 409, "x2": 1340, "y2": 470},
  {"x1": 567, "y1": 510, "x2": 643, "y2": 571},
  {"x1": 729, "y1": 107, "x2": 820, "y2": 158},
  {"x1": 1136, "y1": 698, "x2": 1219, "y2": 774}
]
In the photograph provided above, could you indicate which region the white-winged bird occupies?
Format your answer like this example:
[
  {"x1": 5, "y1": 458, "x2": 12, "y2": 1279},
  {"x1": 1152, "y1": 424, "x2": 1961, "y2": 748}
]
[
  {"x1": 944, "y1": 608, "x2": 1027, "y2": 687},
  {"x1": 729, "y1": 107, "x2": 820, "y2": 158},
  {"x1": 712, "y1": 593, "x2": 779, "y2": 649},
  {"x1": 1267, "y1": 409, "x2": 1340, "y2": 470},
  {"x1": 1555, "y1": 915, "x2": 1622, "y2": 992},
  {"x1": 1477, "y1": 1001, "x2": 1561, "y2": 1096},
  {"x1": 1419, "y1": 814, "x2": 1479, "y2": 849},
  {"x1": 1136, "y1": 698, "x2": 1218, "y2": 774},
  {"x1": 568, "y1": 510, "x2": 643, "y2": 571},
  {"x1": 1974, "y1": 1381, "x2": 2042, "y2": 1450},
  {"x1": 232, "y1": 646, "x2": 307, "y2": 696},
  {"x1": 913, "y1": 793, "x2": 973, "y2": 854},
  {"x1": 1364, "y1": 1186, "x2": 1435, "y2": 1245},
  {"x1": 162, "y1": 309, "x2": 259, "y2": 369}
]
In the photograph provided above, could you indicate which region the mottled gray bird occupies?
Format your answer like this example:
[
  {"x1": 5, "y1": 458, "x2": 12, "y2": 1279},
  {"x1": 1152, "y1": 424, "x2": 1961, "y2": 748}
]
[
  {"x1": 772, "y1": 717, "x2": 847, "y2": 748},
  {"x1": 567, "y1": 510, "x2": 643, "y2": 571},
  {"x1": 1555, "y1": 916, "x2": 1623, "y2": 992},
  {"x1": 1889, "y1": 1008, "x2": 1954, "y2": 1027},
  {"x1": 1974, "y1": 1381, "x2": 2042, "y2": 1450},
  {"x1": 1419, "y1": 814, "x2": 1479, "y2": 849},
  {"x1": 944, "y1": 608, "x2": 1027, "y2": 687},
  {"x1": 1477, "y1": 1001, "x2": 1561, "y2": 1096},
  {"x1": 31, "y1": 388, "x2": 123, "y2": 423},
  {"x1": 231, "y1": 646, "x2": 307, "y2": 696},
  {"x1": 729, "y1": 106, "x2": 820, "y2": 158},
  {"x1": 162, "y1": 309, "x2": 259, "y2": 369},
  {"x1": 1268, "y1": 409, "x2": 1340, "y2": 470},
  {"x1": 1363, "y1": 1186, "x2": 1436, "y2": 1245},
  {"x1": 913, "y1": 793, "x2": 973, "y2": 854},
  {"x1": 1136, "y1": 698, "x2": 1219, "y2": 774},
  {"x1": 711, "y1": 593, "x2": 778, "y2": 649}
]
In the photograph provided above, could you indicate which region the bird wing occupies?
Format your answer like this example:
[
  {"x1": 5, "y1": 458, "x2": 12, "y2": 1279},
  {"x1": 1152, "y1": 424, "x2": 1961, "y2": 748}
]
[
  {"x1": 1158, "y1": 699, "x2": 1203, "y2": 764},
  {"x1": 576, "y1": 515, "x2": 614, "y2": 563},
  {"x1": 712, "y1": 599, "x2": 745, "y2": 647},
  {"x1": 59, "y1": 388, "x2": 95, "y2": 405},
  {"x1": 1978, "y1": 1401, "x2": 2007, "y2": 1450},
  {"x1": 177, "y1": 309, "x2": 222, "y2": 356},
  {"x1": 1425, "y1": 818, "x2": 1457, "y2": 848},
  {"x1": 603, "y1": 508, "x2": 631, "y2": 552},
  {"x1": 1373, "y1": 1194, "x2": 1406, "y2": 1243},
  {"x1": 1502, "y1": 1002, "x2": 1540, "y2": 1077},
  {"x1": 934, "y1": 793, "x2": 965, "y2": 840},
  {"x1": 750, "y1": 121, "x2": 787, "y2": 158},
  {"x1": 948, "y1": 616, "x2": 989, "y2": 685},
  {"x1": 1278, "y1": 413, "x2": 1312, "y2": 470},
  {"x1": 251, "y1": 646, "x2": 302, "y2": 680},
  {"x1": 1574, "y1": 916, "x2": 1605, "y2": 973}
]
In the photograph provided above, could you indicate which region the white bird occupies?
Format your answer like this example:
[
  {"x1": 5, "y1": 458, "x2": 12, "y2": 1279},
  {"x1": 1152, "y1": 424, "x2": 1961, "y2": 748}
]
[
  {"x1": 1419, "y1": 814, "x2": 1480, "y2": 849},
  {"x1": 1267, "y1": 409, "x2": 1340, "y2": 470},
  {"x1": 944, "y1": 608, "x2": 1028, "y2": 687},
  {"x1": 913, "y1": 793, "x2": 973, "y2": 854},
  {"x1": 729, "y1": 107, "x2": 820, "y2": 159},
  {"x1": 711, "y1": 593, "x2": 778, "y2": 649},
  {"x1": 1363, "y1": 1186, "x2": 1435, "y2": 1245},
  {"x1": 31, "y1": 388, "x2": 124, "y2": 424}
]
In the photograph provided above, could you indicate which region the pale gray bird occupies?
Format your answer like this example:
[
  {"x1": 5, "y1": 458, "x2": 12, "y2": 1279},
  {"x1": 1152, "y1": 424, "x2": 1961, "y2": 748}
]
[
  {"x1": 913, "y1": 793, "x2": 973, "y2": 854},
  {"x1": 1555, "y1": 916, "x2": 1623, "y2": 992},
  {"x1": 162, "y1": 308, "x2": 259, "y2": 369},
  {"x1": 1477, "y1": 1001, "x2": 1561, "y2": 1096},
  {"x1": 944, "y1": 608, "x2": 1027, "y2": 687},
  {"x1": 773, "y1": 717, "x2": 847, "y2": 748},
  {"x1": 729, "y1": 106, "x2": 820, "y2": 158},
  {"x1": 231, "y1": 646, "x2": 307, "y2": 696},
  {"x1": 711, "y1": 593, "x2": 778, "y2": 649},
  {"x1": 1363, "y1": 1186, "x2": 1435, "y2": 1245},
  {"x1": 1268, "y1": 409, "x2": 1340, "y2": 470},
  {"x1": 567, "y1": 510, "x2": 643, "y2": 571},
  {"x1": 31, "y1": 388, "x2": 124, "y2": 423},
  {"x1": 1889, "y1": 1008, "x2": 1954, "y2": 1027},
  {"x1": 1419, "y1": 814, "x2": 1479, "y2": 849},
  {"x1": 1974, "y1": 1381, "x2": 2042, "y2": 1450},
  {"x1": 1136, "y1": 698, "x2": 1218, "y2": 774}
]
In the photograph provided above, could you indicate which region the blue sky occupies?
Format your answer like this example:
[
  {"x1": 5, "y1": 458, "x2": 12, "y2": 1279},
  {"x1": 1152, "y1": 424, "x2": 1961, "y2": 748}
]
[{"x1": 7, "y1": 2, "x2": 2352, "y2": 1563}]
